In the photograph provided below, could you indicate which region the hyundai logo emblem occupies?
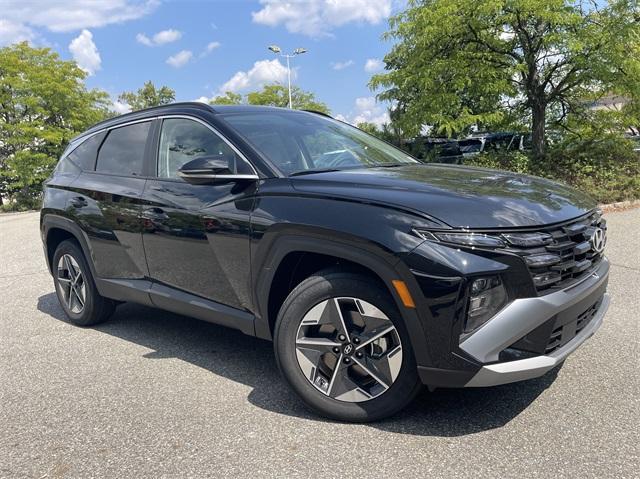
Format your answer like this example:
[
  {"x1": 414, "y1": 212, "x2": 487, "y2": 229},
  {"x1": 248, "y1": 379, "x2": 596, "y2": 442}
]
[
  {"x1": 590, "y1": 227, "x2": 607, "y2": 253},
  {"x1": 343, "y1": 343, "x2": 354, "y2": 355}
]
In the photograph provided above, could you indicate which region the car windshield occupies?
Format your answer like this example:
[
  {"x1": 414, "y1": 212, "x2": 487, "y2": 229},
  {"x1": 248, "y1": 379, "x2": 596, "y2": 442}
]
[
  {"x1": 221, "y1": 111, "x2": 418, "y2": 176},
  {"x1": 458, "y1": 139, "x2": 483, "y2": 153}
]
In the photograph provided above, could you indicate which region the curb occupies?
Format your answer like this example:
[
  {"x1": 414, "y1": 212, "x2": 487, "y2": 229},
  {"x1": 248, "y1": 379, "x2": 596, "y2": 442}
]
[{"x1": 599, "y1": 199, "x2": 640, "y2": 213}]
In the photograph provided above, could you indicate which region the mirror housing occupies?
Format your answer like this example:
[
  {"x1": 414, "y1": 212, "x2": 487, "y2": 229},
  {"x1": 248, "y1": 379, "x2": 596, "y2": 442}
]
[{"x1": 178, "y1": 155, "x2": 257, "y2": 184}]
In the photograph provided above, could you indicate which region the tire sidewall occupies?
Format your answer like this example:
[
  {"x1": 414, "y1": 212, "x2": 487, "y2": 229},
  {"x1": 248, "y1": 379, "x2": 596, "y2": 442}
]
[{"x1": 274, "y1": 272, "x2": 421, "y2": 422}]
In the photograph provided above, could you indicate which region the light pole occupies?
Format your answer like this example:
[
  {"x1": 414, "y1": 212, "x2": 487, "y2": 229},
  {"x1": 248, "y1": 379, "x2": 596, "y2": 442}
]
[{"x1": 268, "y1": 45, "x2": 307, "y2": 109}]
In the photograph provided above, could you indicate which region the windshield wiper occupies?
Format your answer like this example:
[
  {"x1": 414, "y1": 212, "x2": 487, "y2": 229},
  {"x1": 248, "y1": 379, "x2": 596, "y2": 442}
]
[
  {"x1": 289, "y1": 168, "x2": 342, "y2": 176},
  {"x1": 374, "y1": 163, "x2": 407, "y2": 168}
]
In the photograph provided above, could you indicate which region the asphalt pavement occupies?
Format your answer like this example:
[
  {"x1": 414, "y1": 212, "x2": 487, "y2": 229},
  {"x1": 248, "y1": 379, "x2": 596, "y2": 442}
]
[{"x1": 1, "y1": 209, "x2": 638, "y2": 478}]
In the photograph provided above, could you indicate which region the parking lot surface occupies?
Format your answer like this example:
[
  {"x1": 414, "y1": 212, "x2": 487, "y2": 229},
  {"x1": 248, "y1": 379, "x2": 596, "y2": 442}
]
[{"x1": 1, "y1": 209, "x2": 638, "y2": 478}]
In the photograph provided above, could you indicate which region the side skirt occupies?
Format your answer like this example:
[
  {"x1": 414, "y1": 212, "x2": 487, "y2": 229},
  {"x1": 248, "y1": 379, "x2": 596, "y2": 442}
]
[{"x1": 96, "y1": 278, "x2": 256, "y2": 336}]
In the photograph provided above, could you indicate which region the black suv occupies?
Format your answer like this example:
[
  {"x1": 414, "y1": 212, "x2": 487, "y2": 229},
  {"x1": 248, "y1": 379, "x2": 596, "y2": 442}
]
[{"x1": 41, "y1": 103, "x2": 609, "y2": 422}]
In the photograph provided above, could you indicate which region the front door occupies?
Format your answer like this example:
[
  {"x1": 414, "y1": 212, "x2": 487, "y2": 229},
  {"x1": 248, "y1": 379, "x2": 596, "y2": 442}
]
[{"x1": 141, "y1": 117, "x2": 256, "y2": 311}]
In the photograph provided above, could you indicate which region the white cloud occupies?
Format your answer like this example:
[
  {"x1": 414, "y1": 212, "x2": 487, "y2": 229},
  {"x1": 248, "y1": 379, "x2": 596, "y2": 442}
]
[
  {"x1": 252, "y1": 0, "x2": 391, "y2": 37},
  {"x1": 200, "y1": 41, "x2": 221, "y2": 57},
  {"x1": 364, "y1": 58, "x2": 384, "y2": 73},
  {"x1": 69, "y1": 30, "x2": 101, "y2": 75},
  {"x1": 137, "y1": 28, "x2": 182, "y2": 46},
  {"x1": 166, "y1": 50, "x2": 193, "y2": 68},
  {"x1": 135, "y1": 33, "x2": 153, "y2": 46},
  {"x1": 1, "y1": 0, "x2": 158, "y2": 42},
  {"x1": 331, "y1": 60, "x2": 354, "y2": 71},
  {"x1": 112, "y1": 100, "x2": 132, "y2": 115},
  {"x1": 339, "y1": 96, "x2": 390, "y2": 127},
  {"x1": 193, "y1": 96, "x2": 210, "y2": 104},
  {"x1": 218, "y1": 58, "x2": 290, "y2": 94},
  {"x1": 0, "y1": 19, "x2": 37, "y2": 46}
]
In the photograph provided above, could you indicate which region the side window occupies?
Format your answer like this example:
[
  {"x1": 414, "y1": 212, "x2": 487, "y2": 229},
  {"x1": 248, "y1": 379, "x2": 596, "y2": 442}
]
[
  {"x1": 96, "y1": 122, "x2": 151, "y2": 176},
  {"x1": 65, "y1": 132, "x2": 105, "y2": 171},
  {"x1": 157, "y1": 118, "x2": 249, "y2": 179}
]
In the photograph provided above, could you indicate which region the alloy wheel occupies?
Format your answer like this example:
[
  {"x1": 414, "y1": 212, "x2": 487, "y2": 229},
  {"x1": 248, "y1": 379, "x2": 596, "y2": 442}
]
[
  {"x1": 56, "y1": 254, "x2": 86, "y2": 314},
  {"x1": 295, "y1": 297, "x2": 403, "y2": 402}
]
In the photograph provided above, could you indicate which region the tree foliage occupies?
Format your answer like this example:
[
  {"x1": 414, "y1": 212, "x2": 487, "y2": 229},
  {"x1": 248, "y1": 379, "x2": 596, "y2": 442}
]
[
  {"x1": 209, "y1": 84, "x2": 330, "y2": 113},
  {"x1": 118, "y1": 80, "x2": 175, "y2": 111},
  {"x1": 209, "y1": 91, "x2": 243, "y2": 105},
  {"x1": 0, "y1": 42, "x2": 111, "y2": 206},
  {"x1": 371, "y1": 0, "x2": 640, "y2": 156}
]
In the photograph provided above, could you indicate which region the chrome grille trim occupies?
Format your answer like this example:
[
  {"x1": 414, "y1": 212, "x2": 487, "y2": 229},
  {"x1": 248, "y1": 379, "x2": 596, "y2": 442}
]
[{"x1": 502, "y1": 210, "x2": 607, "y2": 294}]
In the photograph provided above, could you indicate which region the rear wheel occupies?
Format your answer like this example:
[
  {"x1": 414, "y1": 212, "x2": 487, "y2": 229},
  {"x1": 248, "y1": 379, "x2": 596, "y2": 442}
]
[
  {"x1": 52, "y1": 240, "x2": 116, "y2": 326},
  {"x1": 274, "y1": 270, "x2": 421, "y2": 422}
]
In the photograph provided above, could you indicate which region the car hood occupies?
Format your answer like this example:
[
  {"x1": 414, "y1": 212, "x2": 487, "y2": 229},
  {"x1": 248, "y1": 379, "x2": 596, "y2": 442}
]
[{"x1": 290, "y1": 164, "x2": 596, "y2": 228}]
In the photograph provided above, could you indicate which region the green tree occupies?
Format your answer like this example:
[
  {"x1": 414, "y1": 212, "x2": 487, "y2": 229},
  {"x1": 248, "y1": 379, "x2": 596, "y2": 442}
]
[
  {"x1": 118, "y1": 80, "x2": 175, "y2": 111},
  {"x1": 0, "y1": 42, "x2": 111, "y2": 207},
  {"x1": 356, "y1": 122, "x2": 382, "y2": 136},
  {"x1": 208, "y1": 84, "x2": 330, "y2": 113},
  {"x1": 209, "y1": 91, "x2": 242, "y2": 105},
  {"x1": 371, "y1": 0, "x2": 639, "y2": 156},
  {"x1": 246, "y1": 84, "x2": 330, "y2": 113}
]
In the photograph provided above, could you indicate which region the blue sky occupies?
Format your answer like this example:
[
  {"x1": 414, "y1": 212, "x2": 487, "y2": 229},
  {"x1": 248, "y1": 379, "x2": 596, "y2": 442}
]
[{"x1": 1, "y1": 0, "x2": 401, "y2": 125}]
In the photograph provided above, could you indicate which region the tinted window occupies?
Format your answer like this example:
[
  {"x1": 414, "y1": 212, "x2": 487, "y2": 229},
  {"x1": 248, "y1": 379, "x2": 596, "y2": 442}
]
[
  {"x1": 97, "y1": 122, "x2": 151, "y2": 176},
  {"x1": 158, "y1": 118, "x2": 246, "y2": 178},
  {"x1": 66, "y1": 132, "x2": 105, "y2": 171},
  {"x1": 222, "y1": 111, "x2": 417, "y2": 175}
]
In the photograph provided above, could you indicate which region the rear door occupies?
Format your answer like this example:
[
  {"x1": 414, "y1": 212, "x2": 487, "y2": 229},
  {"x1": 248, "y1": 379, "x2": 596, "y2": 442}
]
[
  {"x1": 68, "y1": 120, "x2": 152, "y2": 281},
  {"x1": 141, "y1": 116, "x2": 257, "y2": 310}
]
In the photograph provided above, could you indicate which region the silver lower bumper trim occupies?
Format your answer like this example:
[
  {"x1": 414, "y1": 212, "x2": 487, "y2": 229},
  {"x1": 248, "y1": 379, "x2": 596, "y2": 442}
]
[
  {"x1": 460, "y1": 258, "x2": 610, "y2": 363},
  {"x1": 465, "y1": 293, "x2": 609, "y2": 387}
]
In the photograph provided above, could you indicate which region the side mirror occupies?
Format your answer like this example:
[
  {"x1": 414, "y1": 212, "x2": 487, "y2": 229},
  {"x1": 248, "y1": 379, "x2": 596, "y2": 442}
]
[{"x1": 178, "y1": 155, "x2": 257, "y2": 184}]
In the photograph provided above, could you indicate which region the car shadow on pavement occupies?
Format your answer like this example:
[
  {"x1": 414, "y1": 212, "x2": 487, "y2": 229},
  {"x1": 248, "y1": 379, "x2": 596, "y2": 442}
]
[{"x1": 38, "y1": 293, "x2": 561, "y2": 436}]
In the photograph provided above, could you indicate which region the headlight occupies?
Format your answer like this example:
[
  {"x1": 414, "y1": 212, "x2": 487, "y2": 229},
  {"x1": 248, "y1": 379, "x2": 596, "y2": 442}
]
[
  {"x1": 414, "y1": 230, "x2": 505, "y2": 248},
  {"x1": 465, "y1": 275, "x2": 508, "y2": 333}
]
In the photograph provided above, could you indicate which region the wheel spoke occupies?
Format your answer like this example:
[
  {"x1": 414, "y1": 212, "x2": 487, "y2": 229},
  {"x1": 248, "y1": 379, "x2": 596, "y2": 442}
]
[
  {"x1": 328, "y1": 361, "x2": 372, "y2": 402},
  {"x1": 295, "y1": 296, "x2": 403, "y2": 404},
  {"x1": 57, "y1": 254, "x2": 85, "y2": 314},
  {"x1": 326, "y1": 354, "x2": 344, "y2": 396},
  {"x1": 353, "y1": 344, "x2": 403, "y2": 388},
  {"x1": 355, "y1": 325, "x2": 395, "y2": 351},
  {"x1": 63, "y1": 255, "x2": 77, "y2": 281},
  {"x1": 72, "y1": 286, "x2": 85, "y2": 308},
  {"x1": 352, "y1": 356, "x2": 390, "y2": 390},
  {"x1": 67, "y1": 284, "x2": 74, "y2": 310}
]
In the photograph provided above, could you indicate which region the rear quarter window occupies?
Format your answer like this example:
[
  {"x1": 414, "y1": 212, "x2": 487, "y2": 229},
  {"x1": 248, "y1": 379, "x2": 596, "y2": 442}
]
[
  {"x1": 96, "y1": 121, "x2": 151, "y2": 176},
  {"x1": 64, "y1": 132, "x2": 106, "y2": 171}
]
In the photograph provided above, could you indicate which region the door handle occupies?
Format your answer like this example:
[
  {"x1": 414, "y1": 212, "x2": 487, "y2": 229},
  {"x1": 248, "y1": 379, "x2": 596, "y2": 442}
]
[{"x1": 69, "y1": 196, "x2": 88, "y2": 208}]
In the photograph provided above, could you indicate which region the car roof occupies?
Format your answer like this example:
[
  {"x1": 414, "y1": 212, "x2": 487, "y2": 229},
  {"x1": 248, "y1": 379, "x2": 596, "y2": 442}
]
[{"x1": 73, "y1": 102, "x2": 316, "y2": 142}]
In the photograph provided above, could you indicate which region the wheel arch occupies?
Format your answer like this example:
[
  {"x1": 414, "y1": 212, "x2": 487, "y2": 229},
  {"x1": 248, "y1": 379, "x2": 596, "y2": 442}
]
[
  {"x1": 42, "y1": 215, "x2": 97, "y2": 279},
  {"x1": 253, "y1": 235, "x2": 426, "y2": 351}
]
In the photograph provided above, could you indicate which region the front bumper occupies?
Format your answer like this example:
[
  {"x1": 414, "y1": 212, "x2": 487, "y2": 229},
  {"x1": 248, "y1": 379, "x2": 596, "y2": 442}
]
[{"x1": 462, "y1": 258, "x2": 610, "y2": 387}]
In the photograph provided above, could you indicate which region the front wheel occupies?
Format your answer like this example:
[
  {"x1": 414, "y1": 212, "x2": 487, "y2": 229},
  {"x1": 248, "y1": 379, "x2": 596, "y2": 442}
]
[{"x1": 274, "y1": 270, "x2": 422, "y2": 422}]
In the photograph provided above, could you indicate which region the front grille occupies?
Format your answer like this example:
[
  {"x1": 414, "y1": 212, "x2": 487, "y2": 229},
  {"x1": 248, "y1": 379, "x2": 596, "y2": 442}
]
[
  {"x1": 503, "y1": 211, "x2": 606, "y2": 294},
  {"x1": 545, "y1": 299, "x2": 601, "y2": 354}
]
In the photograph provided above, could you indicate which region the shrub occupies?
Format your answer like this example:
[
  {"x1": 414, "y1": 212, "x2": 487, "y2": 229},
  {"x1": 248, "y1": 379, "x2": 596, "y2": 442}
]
[{"x1": 465, "y1": 138, "x2": 640, "y2": 204}]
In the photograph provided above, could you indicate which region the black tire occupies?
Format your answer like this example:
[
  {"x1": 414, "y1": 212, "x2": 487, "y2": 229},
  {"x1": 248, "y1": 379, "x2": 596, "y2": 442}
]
[
  {"x1": 52, "y1": 240, "x2": 116, "y2": 326},
  {"x1": 274, "y1": 269, "x2": 422, "y2": 422}
]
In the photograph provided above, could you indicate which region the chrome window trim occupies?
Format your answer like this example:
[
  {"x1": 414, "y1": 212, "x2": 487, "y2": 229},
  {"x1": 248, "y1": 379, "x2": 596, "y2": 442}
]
[{"x1": 68, "y1": 114, "x2": 259, "y2": 179}]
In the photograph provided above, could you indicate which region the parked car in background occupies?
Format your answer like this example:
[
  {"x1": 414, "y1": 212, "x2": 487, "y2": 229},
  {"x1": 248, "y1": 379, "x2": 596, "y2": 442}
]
[
  {"x1": 40, "y1": 103, "x2": 609, "y2": 422},
  {"x1": 460, "y1": 132, "x2": 530, "y2": 157},
  {"x1": 625, "y1": 134, "x2": 640, "y2": 152},
  {"x1": 402, "y1": 137, "x2": 464, "y2": 164}
]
